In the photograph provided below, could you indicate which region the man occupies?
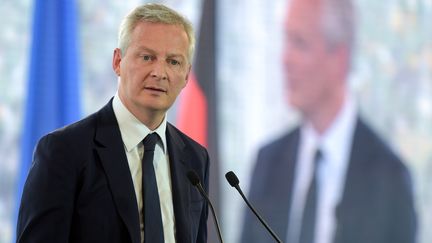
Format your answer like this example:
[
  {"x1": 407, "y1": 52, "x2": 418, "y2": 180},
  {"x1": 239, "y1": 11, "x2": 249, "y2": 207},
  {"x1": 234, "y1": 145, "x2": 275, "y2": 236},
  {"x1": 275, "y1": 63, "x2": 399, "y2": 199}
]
[
  {"x1": 240, "y1": 0, "x2": 417, "y2": 243},
  {"x1": 17, "y1": 4, "x2": 209, "y2": 243}
]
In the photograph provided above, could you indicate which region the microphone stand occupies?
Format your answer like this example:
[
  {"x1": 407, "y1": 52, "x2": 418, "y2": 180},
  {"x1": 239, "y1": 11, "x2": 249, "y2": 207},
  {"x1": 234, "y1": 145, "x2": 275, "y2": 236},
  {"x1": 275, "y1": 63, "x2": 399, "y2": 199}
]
[
  {"x1": 187, "y1": 171, "x2": 224, "y2": 243},
  {"x1": 225, "y1": 171, "x2": 282, "y2": 243}
]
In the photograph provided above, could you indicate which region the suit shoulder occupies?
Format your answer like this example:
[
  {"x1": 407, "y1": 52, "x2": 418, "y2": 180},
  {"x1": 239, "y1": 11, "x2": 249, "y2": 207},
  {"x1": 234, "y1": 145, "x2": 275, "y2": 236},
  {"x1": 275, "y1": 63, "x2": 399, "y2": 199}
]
[
  {"x1": 354, "y1": 119, "x2": 411, "y2": 176},
  {"x1": 45, "y1": 112, "x2": 98, "y2": 140},
  {"x1": 36, "y1": 110, "x2": 101, "y2": 154},
  {"x1": 355, "y1": 120, "x2": 400, "y2": 160}
]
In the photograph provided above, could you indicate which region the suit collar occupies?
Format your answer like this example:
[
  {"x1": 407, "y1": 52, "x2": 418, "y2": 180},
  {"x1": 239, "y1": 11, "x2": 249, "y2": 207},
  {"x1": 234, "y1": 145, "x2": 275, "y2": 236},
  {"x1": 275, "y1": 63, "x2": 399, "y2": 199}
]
[{"x1": 94, "y1": 99, "x2": 141, "y2": 243}]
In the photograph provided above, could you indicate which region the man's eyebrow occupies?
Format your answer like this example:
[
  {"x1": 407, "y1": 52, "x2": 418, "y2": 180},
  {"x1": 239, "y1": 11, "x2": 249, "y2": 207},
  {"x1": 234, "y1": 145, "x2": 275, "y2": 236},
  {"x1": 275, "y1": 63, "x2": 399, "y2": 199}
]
[
  {"x1": 167, "y1": 53, "x2": 186, "y2": 60},
  {"x1": 135, "y1": 46, "x2": 156, "y2": 54},
  {"x1": 135, "y1": 46, "x2": 187, "y2": 60}
]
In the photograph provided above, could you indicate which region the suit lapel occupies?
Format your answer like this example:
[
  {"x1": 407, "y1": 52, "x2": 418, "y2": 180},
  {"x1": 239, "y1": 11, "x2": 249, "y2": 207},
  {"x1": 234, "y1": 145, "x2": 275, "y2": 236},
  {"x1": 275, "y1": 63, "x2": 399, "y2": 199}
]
[
  {"x1": 94, "y1": 101, "x2": 140, "y2": 243},
  {"x1": 259, "y1": 128, "x2": 301, "y2": 241},
  {"x1": 280, "y1": 129, "x2": 301, "y2": 240},
  {"x1": 166, "y1": 124, "x2": 192, "y2": 243},
  {"x1": 334, "y1": 118, "x2": 373, "y2": 243}
]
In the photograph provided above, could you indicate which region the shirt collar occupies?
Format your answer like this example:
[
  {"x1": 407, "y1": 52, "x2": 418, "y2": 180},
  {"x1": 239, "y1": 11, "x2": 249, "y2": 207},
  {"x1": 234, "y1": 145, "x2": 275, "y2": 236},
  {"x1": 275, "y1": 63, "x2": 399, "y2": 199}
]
[
  {"x1": 112, "y1": 93, "x2": 167, "y2": 153},
  {"x1": 321, "y1": 93, "x2": 357, "y2": 165}
]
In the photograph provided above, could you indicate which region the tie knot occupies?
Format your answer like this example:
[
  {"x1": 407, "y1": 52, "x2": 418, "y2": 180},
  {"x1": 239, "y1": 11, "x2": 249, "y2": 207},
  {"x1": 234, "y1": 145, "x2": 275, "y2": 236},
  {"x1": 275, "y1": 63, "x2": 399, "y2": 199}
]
[{"x1": 143, "y1": 133, "x2": 158, "y2": 152}]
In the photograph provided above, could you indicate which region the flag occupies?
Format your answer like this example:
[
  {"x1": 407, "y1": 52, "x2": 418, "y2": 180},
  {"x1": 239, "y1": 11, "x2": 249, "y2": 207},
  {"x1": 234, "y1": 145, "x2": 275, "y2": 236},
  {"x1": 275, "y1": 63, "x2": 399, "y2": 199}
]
[
  {"x1": 176, "y1": 0, "x2": 220, "y2": 242},
  {"x1": 15, "y1": 0, "x2": 81, "y2": 230}
]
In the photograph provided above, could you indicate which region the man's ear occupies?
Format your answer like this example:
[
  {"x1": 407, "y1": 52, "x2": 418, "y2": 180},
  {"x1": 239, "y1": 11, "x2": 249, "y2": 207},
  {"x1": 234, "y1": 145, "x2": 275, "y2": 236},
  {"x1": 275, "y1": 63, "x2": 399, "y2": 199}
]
[
  {"x1": 112, "y1": 48, "x2": 122, "y2": 76},
  {"x1": 184, "y1": 65, "x2": 192, "y2": 85}
]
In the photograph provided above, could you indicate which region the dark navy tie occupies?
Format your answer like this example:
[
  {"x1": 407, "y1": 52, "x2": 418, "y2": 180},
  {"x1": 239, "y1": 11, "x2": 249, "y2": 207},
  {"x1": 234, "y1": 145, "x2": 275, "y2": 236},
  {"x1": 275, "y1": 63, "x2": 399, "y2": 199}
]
[
  {"x1": 142, "y1": 133, "x2": 164, "y2": 243},
  {"x1": 299, "y1": 149, "x2": 322, "y2": 243}
]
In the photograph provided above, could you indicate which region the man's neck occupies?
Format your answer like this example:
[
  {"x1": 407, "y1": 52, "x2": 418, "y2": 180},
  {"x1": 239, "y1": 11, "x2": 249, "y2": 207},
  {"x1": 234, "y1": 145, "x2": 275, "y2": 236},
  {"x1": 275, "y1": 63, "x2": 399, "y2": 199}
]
[
  {"x1": 117, "y1": 94, "x2": 166, "y2": 131},
  {"x1": 306, "y1": 92, "x2": 346, "y2": 136}
]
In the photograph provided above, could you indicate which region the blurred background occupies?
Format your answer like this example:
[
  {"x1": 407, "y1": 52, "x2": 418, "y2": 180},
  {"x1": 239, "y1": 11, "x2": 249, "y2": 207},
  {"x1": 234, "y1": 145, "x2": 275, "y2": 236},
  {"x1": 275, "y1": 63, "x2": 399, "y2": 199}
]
[{"x1": 0, "y1": 0, "x2": 431, "y2": 243}]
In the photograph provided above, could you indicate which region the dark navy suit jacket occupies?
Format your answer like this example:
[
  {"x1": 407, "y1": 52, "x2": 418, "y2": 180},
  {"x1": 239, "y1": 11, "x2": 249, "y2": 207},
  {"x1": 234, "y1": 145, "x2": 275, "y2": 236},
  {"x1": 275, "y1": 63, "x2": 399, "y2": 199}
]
[
  {"x1": 241, "y1": 118, "x2": 416, "y2": 243},
  {"x1": 17, "y1": 100, "x2": 209, "y2": 243}
]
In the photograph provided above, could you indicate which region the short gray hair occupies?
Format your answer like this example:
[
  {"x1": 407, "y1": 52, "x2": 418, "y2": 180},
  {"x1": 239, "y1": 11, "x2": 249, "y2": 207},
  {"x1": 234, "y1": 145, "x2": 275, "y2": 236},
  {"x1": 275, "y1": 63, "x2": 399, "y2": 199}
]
[
  {"x1": 118, "y1": 3, "x2": 195, "y2": 63},
  {"x1": 321, "y1": 0, "x2": 356, "y2": 51}
]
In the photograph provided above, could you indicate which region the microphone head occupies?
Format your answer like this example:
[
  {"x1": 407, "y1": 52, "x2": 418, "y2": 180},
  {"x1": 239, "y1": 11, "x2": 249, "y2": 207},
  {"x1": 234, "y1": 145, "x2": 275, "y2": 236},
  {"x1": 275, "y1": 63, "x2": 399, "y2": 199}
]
[
  {"x1": 187, "y1": 170, "x2": 201, "y2": 186},
  {"x1": 225, "y1": 171, "x2": 240, "y2": 187}
]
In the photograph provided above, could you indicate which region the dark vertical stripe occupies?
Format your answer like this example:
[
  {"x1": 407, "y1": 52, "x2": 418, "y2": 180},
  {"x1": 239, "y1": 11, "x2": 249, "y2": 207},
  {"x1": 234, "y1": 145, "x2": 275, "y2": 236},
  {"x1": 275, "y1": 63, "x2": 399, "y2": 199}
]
[{"x1": 194, "y1": 0, "x2": 220, "y2": 242}]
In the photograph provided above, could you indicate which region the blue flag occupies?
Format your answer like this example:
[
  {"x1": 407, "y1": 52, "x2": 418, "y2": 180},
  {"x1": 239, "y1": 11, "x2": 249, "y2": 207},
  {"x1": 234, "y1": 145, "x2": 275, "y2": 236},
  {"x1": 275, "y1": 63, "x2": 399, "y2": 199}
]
[{"x1": 15, "y1": 0, "x2": 81, "y2": 232}]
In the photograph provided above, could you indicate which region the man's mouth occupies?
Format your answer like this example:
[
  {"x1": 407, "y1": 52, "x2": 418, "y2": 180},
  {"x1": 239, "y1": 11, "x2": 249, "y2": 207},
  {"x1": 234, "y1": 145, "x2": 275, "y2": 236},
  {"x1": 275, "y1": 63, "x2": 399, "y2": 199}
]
[{"x1": 145, "y1": 86, "x2": 167, "y2": 93}]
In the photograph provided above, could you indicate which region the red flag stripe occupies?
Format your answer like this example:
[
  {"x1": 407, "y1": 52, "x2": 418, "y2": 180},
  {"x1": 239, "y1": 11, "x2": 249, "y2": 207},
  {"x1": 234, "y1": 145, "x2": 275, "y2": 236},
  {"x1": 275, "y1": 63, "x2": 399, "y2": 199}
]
[{"x1": 177, "y1": 72, "x2": 207, "y2": 147}]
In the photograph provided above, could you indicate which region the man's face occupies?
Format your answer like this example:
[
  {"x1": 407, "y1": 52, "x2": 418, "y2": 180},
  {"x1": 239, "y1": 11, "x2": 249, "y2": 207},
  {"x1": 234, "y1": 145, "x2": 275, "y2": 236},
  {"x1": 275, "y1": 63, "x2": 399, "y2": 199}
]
[
  {"x1": 283, "y1": 0, "x2": 346, "y2": 115},
  {"x1": 113, "y1": 21, "x2": 191, "y2": 118}
]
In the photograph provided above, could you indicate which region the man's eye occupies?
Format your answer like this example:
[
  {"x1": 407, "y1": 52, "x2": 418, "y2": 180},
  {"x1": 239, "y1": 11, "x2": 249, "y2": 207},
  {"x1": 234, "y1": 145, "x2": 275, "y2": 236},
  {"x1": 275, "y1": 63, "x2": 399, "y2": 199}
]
[
  {"x1": 168, "y1": 59, "x2": 180, "y2": 66},
  {"x1": 142, "y1": 55, "x2": 152, "y2": 61}
]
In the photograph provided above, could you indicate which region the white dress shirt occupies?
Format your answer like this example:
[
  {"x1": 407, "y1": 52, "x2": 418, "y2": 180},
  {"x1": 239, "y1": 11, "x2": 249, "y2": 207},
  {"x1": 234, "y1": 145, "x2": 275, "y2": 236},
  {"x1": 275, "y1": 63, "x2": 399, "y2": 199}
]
[
  {"x1": 286, "y1": 94, "x2": 357, "y2": 243},
  {"x1": 112, "y1": 94, "x2": 176, "y2": 243}
]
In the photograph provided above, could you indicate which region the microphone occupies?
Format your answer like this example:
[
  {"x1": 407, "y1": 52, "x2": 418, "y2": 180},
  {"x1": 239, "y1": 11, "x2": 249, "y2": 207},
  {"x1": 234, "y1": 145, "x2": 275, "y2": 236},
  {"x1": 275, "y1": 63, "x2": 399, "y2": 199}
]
[
  {"x1": 186, "y1": 171, "x2": 224, "y2": 243},
  {"x1": 225, "y1": 171, "x2": 283, "y2": 243}
]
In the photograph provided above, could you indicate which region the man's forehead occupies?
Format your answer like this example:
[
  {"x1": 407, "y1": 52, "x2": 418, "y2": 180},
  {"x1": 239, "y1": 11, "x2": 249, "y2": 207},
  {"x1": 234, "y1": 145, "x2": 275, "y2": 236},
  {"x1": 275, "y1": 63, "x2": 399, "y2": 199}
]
[
  {"x1": 287, "y1": 0, "x2": 322, "y2": 17},
  {"x1": 285, "y1": 0, "x2": 323, "y2": 27}
]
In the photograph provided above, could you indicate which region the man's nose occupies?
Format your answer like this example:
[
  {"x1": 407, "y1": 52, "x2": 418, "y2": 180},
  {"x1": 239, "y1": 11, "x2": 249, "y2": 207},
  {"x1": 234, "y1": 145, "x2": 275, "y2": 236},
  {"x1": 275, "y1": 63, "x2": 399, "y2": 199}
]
[{"x1": 150, "y1": 60, "x2": 167, "y2": 80}]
